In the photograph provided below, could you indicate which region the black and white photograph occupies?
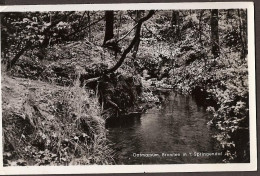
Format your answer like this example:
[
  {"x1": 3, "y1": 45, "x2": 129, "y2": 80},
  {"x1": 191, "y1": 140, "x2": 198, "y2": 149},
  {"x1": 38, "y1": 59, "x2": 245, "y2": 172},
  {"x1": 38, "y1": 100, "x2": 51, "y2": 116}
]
[{"x1": 0, "y1": 2, "x2": 256, "y2": 174}]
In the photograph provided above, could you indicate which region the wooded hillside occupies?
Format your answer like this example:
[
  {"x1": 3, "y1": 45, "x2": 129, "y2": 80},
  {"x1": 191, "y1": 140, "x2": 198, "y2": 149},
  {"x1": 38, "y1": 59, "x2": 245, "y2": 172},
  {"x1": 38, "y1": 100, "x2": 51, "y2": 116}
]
[{"x1": 1, "y1": 9, "x2": 249, "y2": 165}]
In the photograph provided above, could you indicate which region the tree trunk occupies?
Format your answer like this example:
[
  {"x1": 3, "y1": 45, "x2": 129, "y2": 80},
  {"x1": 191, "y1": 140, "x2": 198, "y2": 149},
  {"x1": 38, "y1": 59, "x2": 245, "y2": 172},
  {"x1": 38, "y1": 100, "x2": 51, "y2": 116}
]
[
  {"x1": 237, "y1": 9, "x2": 247, "y2": 59},
  {"x1": 117, "y1": 11, "x2": 122, "y2": 39},
  {"x1": 211, "y1": 9, "x2": 220, "y2": 60},
  {"x1": 7, "y1": 42, "x2": 31, "y2": 70},
  {"x1": 87, "y1": 11, "x2": 91, "y2": 42},
  {"x1": 103, "y1": 11, "x2": 114, "y2": 45},
  {"x1": 198, "y1": 10, "x2": 204, "y2": 43},
  {"x1": 132, "y1": 10, "x2": 141, "y2": 59},
  {"x1": 226, "y1": 9, "x2": 230, "y2": 24},
  {"x1": 171, "y1": 10, "x2": 180, "y2": 39}
]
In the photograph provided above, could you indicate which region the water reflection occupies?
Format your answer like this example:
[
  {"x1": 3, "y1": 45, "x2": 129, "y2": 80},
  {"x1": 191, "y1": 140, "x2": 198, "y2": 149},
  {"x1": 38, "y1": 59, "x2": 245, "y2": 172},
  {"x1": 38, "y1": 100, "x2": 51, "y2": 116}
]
[{"x1": 107, "y1": 91, "x2": 223, "y2": 164}]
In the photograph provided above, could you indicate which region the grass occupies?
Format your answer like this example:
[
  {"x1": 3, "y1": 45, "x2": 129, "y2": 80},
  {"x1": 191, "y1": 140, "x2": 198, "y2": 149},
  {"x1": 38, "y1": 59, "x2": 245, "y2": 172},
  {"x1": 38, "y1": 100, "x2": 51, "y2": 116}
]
[{"x1": 2, "y1": 73, "x2": 114, "y2": 166}]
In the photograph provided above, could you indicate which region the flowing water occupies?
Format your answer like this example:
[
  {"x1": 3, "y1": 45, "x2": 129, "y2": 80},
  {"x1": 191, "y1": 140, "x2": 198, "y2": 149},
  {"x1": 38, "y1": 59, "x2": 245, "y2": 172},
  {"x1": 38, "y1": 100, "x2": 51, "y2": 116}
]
[{"x1": 106, "y1": 91, "x2": 223, "y2": 164}]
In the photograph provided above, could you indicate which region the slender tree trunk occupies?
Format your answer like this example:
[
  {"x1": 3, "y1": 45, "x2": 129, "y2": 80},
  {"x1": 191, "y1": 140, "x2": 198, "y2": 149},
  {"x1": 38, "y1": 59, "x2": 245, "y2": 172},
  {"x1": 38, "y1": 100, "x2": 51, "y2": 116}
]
[
  {"x1": 87, "y1": 11, "x2": 91, "y2": 42},
  {"x1": 171, "y1": 11, "x2": 174, "y2": 28},
  {"x1": 198, "y1": 10, "x2": 204, "y2": 43},
  {"x1": 226, "y1": 9, "x2": 230, "y2": 24},
  {"x1": 132, "y1": 10, "x2": 141, "y2": 59},
  {"x1": 103, "y1": 11, "x2": 114, "y2": 45},
  {"x1": 39, "y1": 11, "x2": 74, "y2": 59},
  {"x1": 117, "y1": 11, "x2": 122, "y2": 39},
  {"x1": 211, "y1": 9, "x2": 220, "y2": 60},
  {"x1": 237, "y1": 9, "x2": 246, "y2": 59},
  {"x1": 7, "y1": 42, "x2": 31, "y2": 70},
  {"x1": 171, "y1": 10, "x2": 180, "y2": 40}
]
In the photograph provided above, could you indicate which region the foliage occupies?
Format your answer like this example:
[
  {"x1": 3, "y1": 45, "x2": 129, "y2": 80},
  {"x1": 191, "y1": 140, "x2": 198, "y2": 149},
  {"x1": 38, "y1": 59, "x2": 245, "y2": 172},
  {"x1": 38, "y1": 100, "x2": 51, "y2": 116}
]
[
  {"x1": 146, "y1": 9, "x2": 249, "y2": 162},
  {"x1": 123, "y1": 9, "x2": 249, "y2": 162},
  {"x1": 206, "y1": 56, "x2": 249, "y2": 162},
  {"x1": 1, "y1": 11, "x2": 105, "y2": 66},
  {"x1": 1, "y1": 9, "x2": 250, "y2": 164}
]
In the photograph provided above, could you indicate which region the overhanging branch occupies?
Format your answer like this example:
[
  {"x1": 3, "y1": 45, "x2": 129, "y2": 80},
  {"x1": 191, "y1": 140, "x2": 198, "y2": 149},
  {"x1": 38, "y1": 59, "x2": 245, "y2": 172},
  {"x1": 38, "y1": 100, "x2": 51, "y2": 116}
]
[
  {"x1": 84, "y1": 10, "x2": 155, "y2": 84},
  {"x1": 104, "y1": 10, "x2": 155, "y2": 74}
]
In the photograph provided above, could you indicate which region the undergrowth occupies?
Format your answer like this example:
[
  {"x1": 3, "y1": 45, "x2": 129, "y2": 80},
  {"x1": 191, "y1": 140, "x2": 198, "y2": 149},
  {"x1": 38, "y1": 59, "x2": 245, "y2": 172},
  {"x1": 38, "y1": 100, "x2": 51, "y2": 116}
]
[{"x1": 2, "y1": 75, "x2": 114, "y2": 166}]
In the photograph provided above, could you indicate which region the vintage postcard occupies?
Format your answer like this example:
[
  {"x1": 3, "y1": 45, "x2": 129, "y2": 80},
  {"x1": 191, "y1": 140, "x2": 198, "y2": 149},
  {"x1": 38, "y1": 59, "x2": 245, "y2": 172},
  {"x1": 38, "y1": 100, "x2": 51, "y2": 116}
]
[{"x1": 0, "y1": 2, "x2": 256, "y2": 174}]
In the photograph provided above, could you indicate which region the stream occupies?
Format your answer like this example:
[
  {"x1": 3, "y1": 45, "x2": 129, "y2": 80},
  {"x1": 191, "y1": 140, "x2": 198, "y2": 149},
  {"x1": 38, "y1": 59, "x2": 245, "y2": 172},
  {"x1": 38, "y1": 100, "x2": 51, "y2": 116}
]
[{"x1": 106, "y1": 90, "x2": 223, "y2": 164}]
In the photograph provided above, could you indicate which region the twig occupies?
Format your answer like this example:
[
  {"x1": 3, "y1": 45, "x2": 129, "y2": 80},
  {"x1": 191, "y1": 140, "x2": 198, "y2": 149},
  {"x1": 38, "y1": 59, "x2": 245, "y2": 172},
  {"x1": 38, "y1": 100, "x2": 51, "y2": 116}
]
[
  {"x1": 66, "y1": 17, "x2": 104, "y2": 38},
  {"x1": 116, "y1": 23, "x2": 138, "y2": 43}
]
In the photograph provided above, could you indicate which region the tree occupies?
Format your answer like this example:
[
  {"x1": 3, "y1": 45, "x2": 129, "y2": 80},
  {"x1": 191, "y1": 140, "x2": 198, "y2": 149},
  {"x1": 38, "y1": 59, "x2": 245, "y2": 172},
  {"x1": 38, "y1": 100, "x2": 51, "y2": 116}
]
[
  {"x1": 171, "y1": 10, "x2": 180, "y2": 39},
  {"x1": 198, "y1": 10, "x2": 204, "y2": 43},
  {"x1": 211, "y1": 9, "x2": 220, "y2": 60},
  {"x1": 102, "y1": 11, "x2": 121, "y2": 53},
  {"x1": 237, "y1": 9, "x2": 247, "y2": 59},
  {"x1": 132, "y1": 10, "x2": 142, "y2": 59},
  {"x1": 87, "y1": 11, "x2": 91, "y2": 41},
  {"x1": 105, "y1": 10, "x2": 155, "y2": 74},
  {"x1": 3, "y1": 11, "x2": 75, "y2": 70},
  {"x1": 36, "y1": 11, "x2": 75, "y2": 60},
  {"x1": 103, "y1": 11, "x2": 114, "y2": 45},
  {"x1": 84, "y1": 10, "x2": 155, "y2": 84}
]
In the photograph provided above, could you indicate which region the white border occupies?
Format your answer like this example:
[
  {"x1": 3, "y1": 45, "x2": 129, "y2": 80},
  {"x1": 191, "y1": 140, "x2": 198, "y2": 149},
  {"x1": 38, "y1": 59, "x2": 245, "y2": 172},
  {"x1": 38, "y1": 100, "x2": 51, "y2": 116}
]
[{"x1": 0, "y1": 2, "x2": 256, "y2": 174}]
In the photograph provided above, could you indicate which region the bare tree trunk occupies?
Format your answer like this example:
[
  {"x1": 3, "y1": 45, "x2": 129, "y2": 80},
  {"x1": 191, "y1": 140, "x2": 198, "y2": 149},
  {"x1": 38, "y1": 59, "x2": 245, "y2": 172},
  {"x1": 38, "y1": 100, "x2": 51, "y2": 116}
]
[
  {"x1": 117, "y1": 11, "x2": 122, "y2": 39},
  {"x1": 87, "y1": 11, "x2": 91, "y2": 42},
  {"x1": 103, "y1": 11, "x2": 114, "y2": 45},
  {"x1": 211, "y1": 9, "x2": 220, "y2": 60},
  {"x1": 226, "y1": 9, "x2": 230, "y2": 24},
  {"x1": 198, "y1": 10, "x2": 204, "y2": 43},
  {"x1": 132, "y1": 10, "x2": 141, "y2": 59},
  {"x1": 171, "y1": 10, "x2": 180, "y2": 40},
  {"x1": 237, "y1": 9, "x2": 247, "y2": 59}
]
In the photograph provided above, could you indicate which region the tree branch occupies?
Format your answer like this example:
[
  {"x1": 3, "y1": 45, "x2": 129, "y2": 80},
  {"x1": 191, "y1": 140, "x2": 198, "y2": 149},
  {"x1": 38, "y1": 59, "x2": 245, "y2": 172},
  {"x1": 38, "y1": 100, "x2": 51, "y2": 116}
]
[
  {"x1": 104, "y1": 10, "x2": 155, "y2": 74},
  {"x1": 84, "y1": 10, "x2": 155, "y2": 84},
  {"x1": 116, "y1": 23, "x2": 138, "y2": 43},
  {"x1": 7, "y1": 42, "x2": 31, "y2": 70},
  {"x1": 66, "y1": 16, "x2": 104, "y2": 38}
]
